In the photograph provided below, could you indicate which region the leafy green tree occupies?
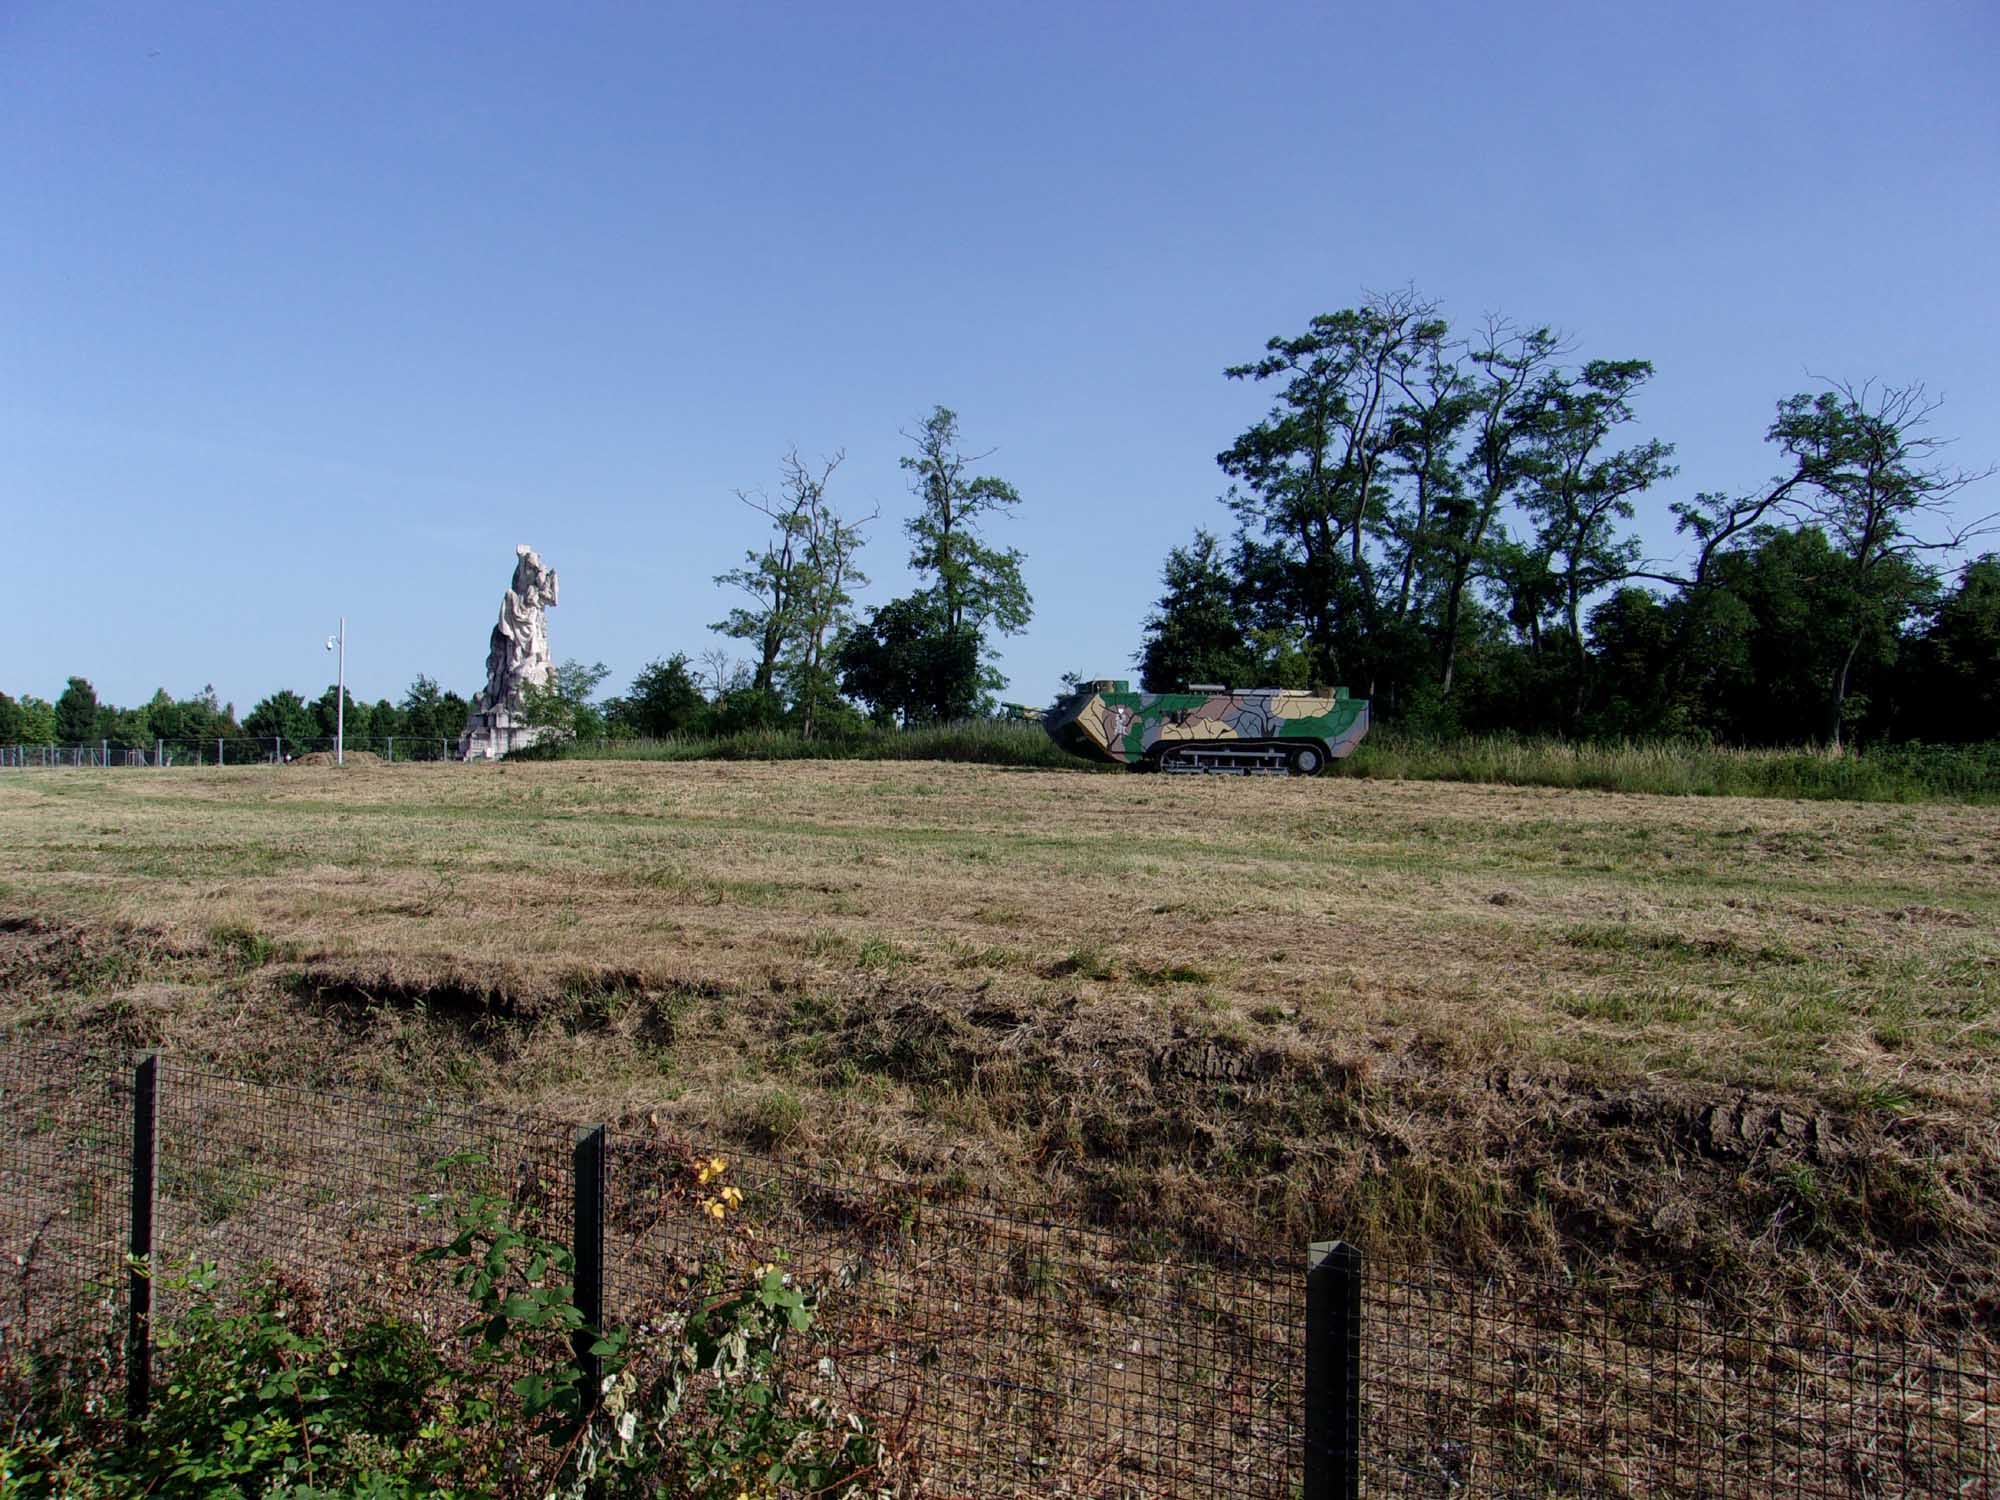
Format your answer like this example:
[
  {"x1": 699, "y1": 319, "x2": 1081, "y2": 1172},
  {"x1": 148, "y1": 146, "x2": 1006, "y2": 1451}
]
[
  {"x1": 713, "y1": 450, "x2": 875, "y2": 737},
  {"x1": 521, "y1": 659, "x2": 611, "y2": 743},
  {"x1": 613, "y1": 654, "x2": 710, "y2": 737},
  {"x1": 54, "y1": 676, "x2": 98, "y2": 744},
  {"x1": 1136, "y1": 530, "x2": 1257, "y2": 690},
  {"x1": 313, "y1": 685, "x2": 372, "y2": 744},
  {"x1": 1515, "y1": 358, "x2": 1676, "y2": 728},
  {"x1": 400, "y1": 676, "x2": 450, "y2": 741},
  {"x1": 1696, "y1": 524, "x2": 1932, "y2": 743},
  {"x1": 1765, "y1": 381, "x2": 1995, "y2": 746},
  {"x1": 1438, "y1": 320, "x2": 1567, "y2": 695},
  {"x1": 438, "y1": 690, "x2": 469, "y2": 744},
  {"x1": 1582, "y1": 587, "x2": 1680, "y2": 736},
  {"x1": 0, "y1": 691, "x2": 23, "y2": 744},
  {"x1": 901, "y1": 406, "x2": 1030, "y2": 694},
  {"x1": 155, "y1": 685, "x2": 238, "y2": 744},
  {"x1": 104, "y1": 704, "x2": 154, "y2": 750},
  {"x1": 243, "y1": 690, "x2": 316, "y2": 750},
  {"x1": 369, "y1": 698, "x2": 404, "y2": 739},
  {"x1": 16, "y1": 695, "x2": 56, "y2": 744},
  {"x1": 900, "y1": 406, "x2": 1040, "y2": 704},
  {"x1": 1900, "y1": 554, "x2": 2000, "y2": 742},
  {"x1": 836, "y1": 593, "x2": 981, "y2": 726},
  {"x1": 713, "y1": 451, "x2": 837, "y2": 696},
  {"x1": 1218, "y1": 290, "x2": 1448, "y2": 692}
]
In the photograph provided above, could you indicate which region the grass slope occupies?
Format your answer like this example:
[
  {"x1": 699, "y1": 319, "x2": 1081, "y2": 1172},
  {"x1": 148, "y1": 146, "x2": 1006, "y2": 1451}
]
[{"x1": 3, "y1": 759, "x2": 1997, "y2": 1318}]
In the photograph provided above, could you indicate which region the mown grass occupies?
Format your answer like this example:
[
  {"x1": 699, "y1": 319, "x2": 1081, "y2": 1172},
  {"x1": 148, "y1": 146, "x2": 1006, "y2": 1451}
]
[
  {"x1": 521, "y1": 720, "x2": 2000, "y2": 803},
  {"x1": 2, "y1": 760, "x2": 1997, "y2": 1314}
]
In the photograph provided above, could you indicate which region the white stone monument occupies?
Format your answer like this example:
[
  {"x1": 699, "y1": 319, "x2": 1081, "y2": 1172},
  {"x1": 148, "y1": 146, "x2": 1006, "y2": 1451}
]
[{"x1": 459, "y1": 544, "x2": 559, "y2": 760}]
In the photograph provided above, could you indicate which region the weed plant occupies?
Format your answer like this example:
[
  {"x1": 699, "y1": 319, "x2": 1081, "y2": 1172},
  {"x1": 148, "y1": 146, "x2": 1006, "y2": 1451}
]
[{"x1": 0, "y1": 1154, "x2": 886, "y2": 1500}]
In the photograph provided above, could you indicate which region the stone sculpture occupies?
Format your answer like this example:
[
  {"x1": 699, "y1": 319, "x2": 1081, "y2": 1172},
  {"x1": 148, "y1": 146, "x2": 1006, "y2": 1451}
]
[{"x1": 458, "y1": 545, "x2": 559, "y2": 760}]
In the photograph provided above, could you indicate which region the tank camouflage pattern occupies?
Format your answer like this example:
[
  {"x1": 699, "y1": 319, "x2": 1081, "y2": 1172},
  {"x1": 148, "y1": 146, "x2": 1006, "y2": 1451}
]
[{"x1": 1044, "y1": 680, "x2": 1370, "y2": 776}]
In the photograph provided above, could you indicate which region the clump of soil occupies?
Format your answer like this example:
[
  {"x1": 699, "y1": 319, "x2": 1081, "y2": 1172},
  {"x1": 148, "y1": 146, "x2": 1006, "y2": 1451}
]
[{"x1": 289, "y1": 750, "x2": 385, "y2": 767}]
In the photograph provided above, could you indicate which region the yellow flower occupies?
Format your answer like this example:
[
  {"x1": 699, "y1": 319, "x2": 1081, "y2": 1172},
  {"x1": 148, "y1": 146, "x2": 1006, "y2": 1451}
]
[
  {"x1": 705, "y1": 1199, "x2": 726, "y2": 1220},
  {"x1": 710, "y1": 1156, "x2": 728, "y2": 1176}
]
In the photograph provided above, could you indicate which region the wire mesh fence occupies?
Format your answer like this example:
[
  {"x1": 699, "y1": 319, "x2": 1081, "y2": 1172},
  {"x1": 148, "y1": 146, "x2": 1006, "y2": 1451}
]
[
  {"x1": 2, "y1": 1037, "x2": 1993, "y2": 1497},
  {"x1": 0, "y1": 737, "x2": 463, "y2": 767}
]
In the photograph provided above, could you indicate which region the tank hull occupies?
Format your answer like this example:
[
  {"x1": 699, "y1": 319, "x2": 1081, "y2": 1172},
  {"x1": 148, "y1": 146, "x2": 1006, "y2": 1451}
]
[{"x1": 1044, "y1": 684, "x2": 1370, "y2": 774}]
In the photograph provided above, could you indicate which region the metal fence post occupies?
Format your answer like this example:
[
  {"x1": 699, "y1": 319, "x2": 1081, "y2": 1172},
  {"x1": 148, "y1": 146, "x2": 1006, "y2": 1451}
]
[
  {"x1": 218, "y1": 736, "x2": 224, "y2": 766},
  {"x1": 128, "y1": 1052, "x2": 161, "y2": 1422},
  {"x1": 574, "y1": 1126, "x2": 607, "y2": 1406},
  {"x1": 387, "y1": 736, "x2": 394, "y2": 763},
  {"x1": 1306, "y1": 1240, "x2": 1362, "y2": 1500}
]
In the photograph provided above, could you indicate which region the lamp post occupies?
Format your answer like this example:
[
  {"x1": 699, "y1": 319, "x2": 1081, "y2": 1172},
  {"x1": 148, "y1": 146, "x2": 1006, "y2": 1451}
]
[{"x1": 324, "y1": 618, "x2": 346, "y2": 767}]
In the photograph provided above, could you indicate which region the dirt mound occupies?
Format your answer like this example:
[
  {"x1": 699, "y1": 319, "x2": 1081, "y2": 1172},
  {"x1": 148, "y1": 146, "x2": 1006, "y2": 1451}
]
[{"x1": 289, "y1": 750, "x2": 384, "y2": 766}]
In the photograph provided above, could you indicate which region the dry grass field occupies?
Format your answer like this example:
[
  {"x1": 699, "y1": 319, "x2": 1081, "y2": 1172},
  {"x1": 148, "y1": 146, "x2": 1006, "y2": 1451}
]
[{"x1": 4, "y1": 758, "x2": 1997, "y2": 1318}]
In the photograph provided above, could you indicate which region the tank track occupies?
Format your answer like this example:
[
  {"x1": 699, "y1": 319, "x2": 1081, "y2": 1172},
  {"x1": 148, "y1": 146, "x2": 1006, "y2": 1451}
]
[{"x1": 1155, "y1": 742, "x2": 1307, "y2": 776}]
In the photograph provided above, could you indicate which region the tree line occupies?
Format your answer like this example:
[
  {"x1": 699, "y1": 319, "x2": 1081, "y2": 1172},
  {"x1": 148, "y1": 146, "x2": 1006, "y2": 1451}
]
[
  {"x1": 8, "y1": 307, "x2": 1995, "y2": 753},
  {"x1": 1137, "y1": 291, "x2": 1996, "y2": 748},
  {"x1": 0, "y1": 676, "x2": 472, "y2": 752}
]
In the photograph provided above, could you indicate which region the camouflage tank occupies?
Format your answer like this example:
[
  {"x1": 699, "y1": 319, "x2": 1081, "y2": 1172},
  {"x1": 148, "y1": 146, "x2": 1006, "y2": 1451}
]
[{"x1": 1044, "y1": 680, "x2": 1369, "y2": 775}]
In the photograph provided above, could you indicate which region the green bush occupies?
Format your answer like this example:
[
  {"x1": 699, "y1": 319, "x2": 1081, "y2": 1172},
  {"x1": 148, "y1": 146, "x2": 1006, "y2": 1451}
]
[{"x1": 0, "y1": 1155, "x2": 888, "y2": 1499}]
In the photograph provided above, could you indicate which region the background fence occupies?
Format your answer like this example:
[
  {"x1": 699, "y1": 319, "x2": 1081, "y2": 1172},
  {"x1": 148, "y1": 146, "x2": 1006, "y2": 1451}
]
[
  {"x1": 2, "y1": 1038, "x2": 1992, "y2": 1498},
  {"x1": 0, "y1": 736, "x2": 462, "y2": 767}
]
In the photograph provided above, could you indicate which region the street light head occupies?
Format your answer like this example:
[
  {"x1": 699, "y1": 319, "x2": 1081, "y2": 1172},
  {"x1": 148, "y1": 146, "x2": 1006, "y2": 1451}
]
[{"x1": 325, "y1": 637, "x2": 336, "y2": 652}]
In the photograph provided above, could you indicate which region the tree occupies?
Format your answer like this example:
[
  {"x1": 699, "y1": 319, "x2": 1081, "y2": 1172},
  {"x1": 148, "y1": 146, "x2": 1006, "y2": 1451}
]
[
  {"x1": 901, "y1": 407, "x2": 1031, "y2": 685},
  {"x1": 713, "y1": 451, "x2": 834, "y2": 697},
  {"x1": 54, "y1": 677, "x2": 98, "y2": 744},
  {"x1": 520, "y1": 659, "x2": 611, "y2": 743},
  {"x1": 1136, "y1": 530, "x2": 1257, "y2": 690},
  {"x1": 1905, "y1": 555, "x2": 2000, "y2": 742},
  {"x1": 437, "y1": 690, "x2": 470, "y2": 747},
  {"x1": 1689, "y1": 525, "x2": 1932, "y2": 744},
  {"x1": 313, "y1": 686, "x2": 372, "y2": 745},
  {"x1": 1219, "y1": 290, "x2": 1447, "y2": 691},
  {"x1": 1582, "y1": 587, "x2": 1679, "y2": 737},
  {"x1": 0, "y1": 691, "x2": 22, "y2": 745},
  {"x1": 836, "y1": 594, "x2": 981, "y2": 727},
  {"x1": 1515, "y1": 359, "x2": 1676, "y2": 728},
  {"x1": 1765, "y1": 381, "x2": 1996, "y2": 746},
  {"x1": 400, "y1": 676, "x2": 451, "y2": 742},
  {"x1": 243, "y1": 690, "x2": 316, "y2": 750},
  {"x1": 613, "y1": 655, "x2": 710, "y2": 738},
  {"x1": 712, "y1": 449, "x2": 874, "y2": 738},
  {"x1": 1438, "y1": 320, "x2": 1567, "y2": 695},
  {"x1": 16, "y1": 696, "x2": 56, "y2": 745}
]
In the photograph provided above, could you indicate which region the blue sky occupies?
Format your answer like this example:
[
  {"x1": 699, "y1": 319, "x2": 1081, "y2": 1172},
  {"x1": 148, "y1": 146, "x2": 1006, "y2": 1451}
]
[{"x1": 5, "y1": 0, "x2": 1995, "y2": 715}]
